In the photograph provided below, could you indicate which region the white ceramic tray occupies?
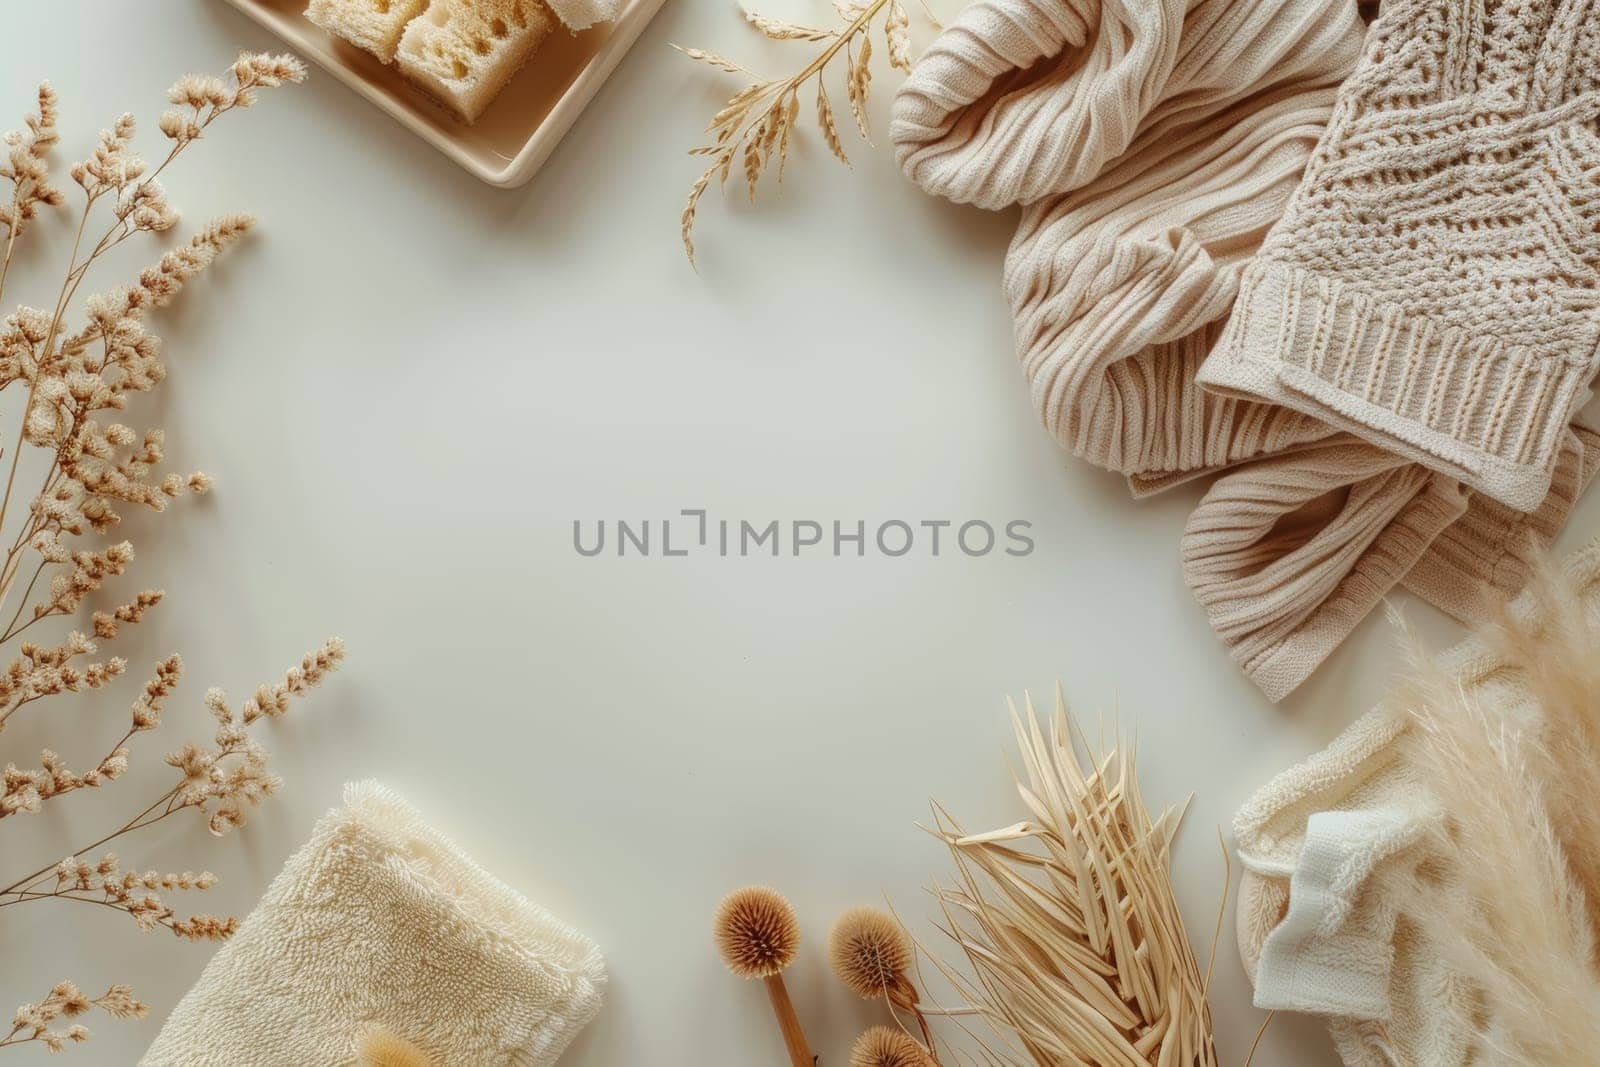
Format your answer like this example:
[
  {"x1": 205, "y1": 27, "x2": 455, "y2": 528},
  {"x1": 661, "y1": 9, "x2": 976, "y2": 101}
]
[{"x1": 220, "y1": 0, "x2": 666, "y2": 187}]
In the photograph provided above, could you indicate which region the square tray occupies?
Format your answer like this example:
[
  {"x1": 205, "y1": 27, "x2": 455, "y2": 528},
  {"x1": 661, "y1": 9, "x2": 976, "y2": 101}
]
[{"x1": 219, "y1": 0, "x2": 666, "y2": 187}]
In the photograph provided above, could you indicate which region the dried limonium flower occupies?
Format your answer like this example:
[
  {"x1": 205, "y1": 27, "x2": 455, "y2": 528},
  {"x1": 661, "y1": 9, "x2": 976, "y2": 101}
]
[
  {"x1": 676, "y1": 0, "x2": 920, "y2": 267},
  {"x1": 712, "y1": 885, "x2": 813, "y2": 1067},
  {"x1": 0, "y1": 53, "x2": 345, "y2": 1056},
  {"x1": 0, "y1": 982, "x2": 146, "y2": 1055},
  {"x1": 850, "y1": 1026, "x2": 934, "y2": 1067}
]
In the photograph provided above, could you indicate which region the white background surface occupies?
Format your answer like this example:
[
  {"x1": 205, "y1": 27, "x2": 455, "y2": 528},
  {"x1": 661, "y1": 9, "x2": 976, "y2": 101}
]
[{"x1": 2, "y1": 2, "x2": 1595, "y2": 1064}]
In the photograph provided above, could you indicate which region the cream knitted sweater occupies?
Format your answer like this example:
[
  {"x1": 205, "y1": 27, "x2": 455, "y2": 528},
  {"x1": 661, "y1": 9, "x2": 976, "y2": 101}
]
[
  {"x1": 1198, "y1": 0, "x2": 1600, "y2": 513},
  {"x1": 1234, "y1": 538, "x2": 1600, "y2": 1064},
  {"x1": 142, "y1": 782, "x2": 605, "y2": 1067},
  {"x1": 892, "y1": 0, "x2": 1600, "y2": 700}
]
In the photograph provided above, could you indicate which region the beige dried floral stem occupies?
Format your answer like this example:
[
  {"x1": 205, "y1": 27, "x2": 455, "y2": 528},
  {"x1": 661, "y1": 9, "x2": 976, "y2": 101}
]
[
  {"x1": 0, "y1": 55, "x2": 348, "y2": 1058},
  {"x1": 911, "y1": 689, "x2": 1225, "y2": 1066},
  {"x1": 0, "y1": 981, "x2": 146, "y2": 1055},
  {"x1": 677, "y1": 0, "x2": 913, "y2": 267}
]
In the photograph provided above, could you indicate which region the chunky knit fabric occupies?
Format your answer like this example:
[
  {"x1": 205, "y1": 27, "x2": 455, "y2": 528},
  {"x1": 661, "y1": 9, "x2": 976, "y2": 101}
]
[
  {"x1": 1234, "y1": 537, "x2": 1600, "y2": 1065},
  {"x1": 141, "y1": 782, "x2": 605, "y2": 1067},
  {"x1": 893, "y1": 0, "x2": 1360, "y2": 483},
  {"x1": 1199, "y1": 0, "x2": 1600, "y2": 513}
]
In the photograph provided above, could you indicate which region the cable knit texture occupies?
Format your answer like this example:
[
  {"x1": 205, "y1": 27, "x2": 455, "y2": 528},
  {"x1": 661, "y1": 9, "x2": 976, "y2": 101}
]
[
  {"x1": 1234, "y1": 537, "x2": 1600, "y2": 1064},
  {"x1": 141, "y1": 782, "x2": 605, "y2": 1067},
  {"x1": 1199, "y1": 0, "x2": 1600, "y2": 512}
]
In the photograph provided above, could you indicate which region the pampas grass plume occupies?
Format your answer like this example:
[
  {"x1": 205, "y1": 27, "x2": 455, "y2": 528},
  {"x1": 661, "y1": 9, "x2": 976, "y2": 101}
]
[
  {"x1": 829, "y1": 907, "x2": 912, "y2": 999},
  {"x1": 850, "y1": 1026, "x2": 934, "y2": 1067}
]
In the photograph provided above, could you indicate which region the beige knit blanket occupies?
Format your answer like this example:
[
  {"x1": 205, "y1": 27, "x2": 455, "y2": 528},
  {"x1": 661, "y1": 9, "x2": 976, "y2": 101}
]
[
  {"x1": 891, "y1": 0, "x2": 1599, "y2": 699},
  {"x1": 142, "y1": 782, "x2": 605, "y2": 1067}
]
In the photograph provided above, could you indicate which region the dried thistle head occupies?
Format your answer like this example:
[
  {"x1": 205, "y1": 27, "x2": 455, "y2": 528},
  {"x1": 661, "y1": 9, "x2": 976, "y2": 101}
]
[
  {"x1": 849, "y1": 1026, "x2": 932, "y2": 1067},
  {"x1": 829, "y1": 906, "x2": 911, "y2": 1000},
  {"x1": 713, "y1": 885, "x2": 799, "y2": 978}
]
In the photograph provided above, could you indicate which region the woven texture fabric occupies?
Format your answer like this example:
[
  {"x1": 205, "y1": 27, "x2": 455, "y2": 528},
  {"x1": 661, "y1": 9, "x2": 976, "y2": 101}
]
[
  {"x1": 1198, "y1": 0, "x2": 1600, "y2": 513},
  {"x1": 1234, "y1": 537, "x2": 1600, "y2": 1065},
  {"x1": 141, "y1": 782, "x2": 605, "y2": 1067}
]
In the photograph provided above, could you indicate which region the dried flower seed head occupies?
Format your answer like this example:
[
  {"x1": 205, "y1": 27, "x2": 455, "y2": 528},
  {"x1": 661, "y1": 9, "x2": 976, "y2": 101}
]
[
  {"x1": 849, "y1": 1026, "x2": 933, "y2": 1067},
  {"x1": 829, "y1": 906, "x2": 911, "y2": 1000},
  {"x1": 713, "y1": 885, "x2": 800, "y2": 978}
]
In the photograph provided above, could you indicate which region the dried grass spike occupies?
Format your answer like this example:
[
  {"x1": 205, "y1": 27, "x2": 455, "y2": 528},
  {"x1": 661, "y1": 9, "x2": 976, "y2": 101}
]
[
  {"x1": 850, "y1": 1026, "x2": 933, "y2": 1067},
  {"x1": 713, "y1": 885, "x2": 799, "y2": 978},
  {"x1": 829, "y1": 906, "x2": 911, "y2": 999},
  {"x1": 744, "y1": 9, "x2": 838, "y2": 41},
  {"x1": 816, "y1": 80, "x2": 848, "y2": 165},
  {"x1": 847, "y1": 35, "x2": 873, "y2": 142},
  {"x1": 884, "y1": 1, "x2": 912, "y2": 72}
]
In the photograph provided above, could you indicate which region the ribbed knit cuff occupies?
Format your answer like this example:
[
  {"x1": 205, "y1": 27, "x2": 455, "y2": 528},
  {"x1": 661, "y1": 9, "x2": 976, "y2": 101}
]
[{"x1": 1200, "y1": 262, "x2": 1595, "y2": 512}]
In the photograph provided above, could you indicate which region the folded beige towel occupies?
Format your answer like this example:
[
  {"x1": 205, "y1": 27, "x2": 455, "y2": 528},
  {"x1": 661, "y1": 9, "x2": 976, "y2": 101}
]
[{"x1": 142, "y1": 782, "x2": 604, "y2": 1067}]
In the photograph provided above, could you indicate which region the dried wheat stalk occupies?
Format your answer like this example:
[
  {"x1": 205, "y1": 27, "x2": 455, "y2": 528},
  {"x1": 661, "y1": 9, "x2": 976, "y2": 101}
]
[
  {"x1": 677, "y1": 0, "x2": 914, "y2": 267},
  {"x1": 916, "y1": 689, "x2": 1220, "y2": 1066}
]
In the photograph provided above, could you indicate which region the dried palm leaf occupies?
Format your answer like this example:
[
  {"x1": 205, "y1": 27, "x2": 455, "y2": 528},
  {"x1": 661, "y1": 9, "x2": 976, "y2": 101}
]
[{"x1": 915, "y1": 688, "x2": 1220, "y2": 1066}]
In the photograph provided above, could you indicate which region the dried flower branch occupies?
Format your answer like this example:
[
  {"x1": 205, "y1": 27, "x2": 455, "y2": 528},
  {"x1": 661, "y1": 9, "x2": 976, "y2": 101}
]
[
  {"x1": 677, "y1": 0, "x2": 915, "y2": 267},
  {"x1": 0, "y1": 54, "x2": 343, "y2": 1055},
  {"x1": 0, "y1": 982, "x2": 146, "y2": 1055}
]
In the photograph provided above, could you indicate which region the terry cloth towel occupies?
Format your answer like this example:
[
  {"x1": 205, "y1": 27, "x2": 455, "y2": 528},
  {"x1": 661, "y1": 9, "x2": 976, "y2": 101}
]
[
  {"x1": 1233, "y1": 537, "x2": 1600, "y2": 1064},
  {"x1": 141, "y1": 781, "x2": 605, "y2": 1067},
  {"x1": 1197, "y1": 0, "x2": 1600, "y2": 513}
]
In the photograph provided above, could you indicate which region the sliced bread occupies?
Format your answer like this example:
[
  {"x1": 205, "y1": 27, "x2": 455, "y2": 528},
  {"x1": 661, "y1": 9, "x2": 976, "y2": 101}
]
[
  {"x1": 305, "y1": 0, "x2": 431, "y2": 63},
  {"x1": 396, "y1": 0, "x2": 555, "y2": 123}
]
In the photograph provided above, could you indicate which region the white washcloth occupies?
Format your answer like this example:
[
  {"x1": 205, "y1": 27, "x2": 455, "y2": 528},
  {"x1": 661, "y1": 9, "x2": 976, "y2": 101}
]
[{"x1": 142, "y1": 781, "x2": 605, "y2": 1067}]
